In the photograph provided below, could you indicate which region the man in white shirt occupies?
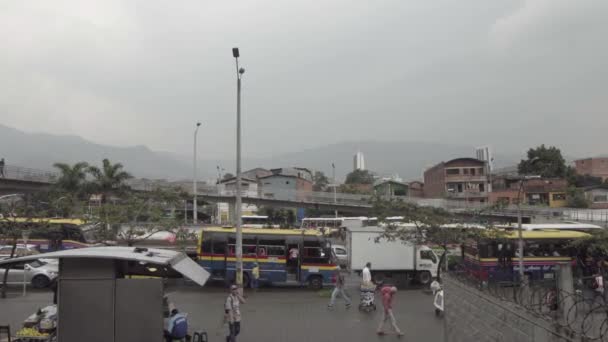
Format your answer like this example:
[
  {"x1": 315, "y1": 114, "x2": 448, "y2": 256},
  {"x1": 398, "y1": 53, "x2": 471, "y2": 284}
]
[{"x1": 362, "y1": 262, "x2": 372, "y2": 287}]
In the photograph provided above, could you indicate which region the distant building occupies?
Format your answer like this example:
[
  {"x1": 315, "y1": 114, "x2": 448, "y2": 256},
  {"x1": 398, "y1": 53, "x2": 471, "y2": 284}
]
[
  {"x1": 241, "y1": 167, "x2": 273, "y2": 180},
  {"x1": 574, "y1": 158, "x2": 608, "y2": 181},
  {"x1": 259, "y1": 167, "x2": 313, "y2": 200},
  {"x1": 374, "y1": 180, "x2": 408, "y2": 198},
  {"x1": 584, "y1": 186, "x2": 608, "y2": 209},
  {"x1": 353, "y1": 151, "x2": 365, "y2": 171},
  {"x1": 423, "y1": 158, "x2": 489, "y2": 203},
  {"x1": 489, "y1": 176, "x2": 568, "y2": 208},
  {"x1": 522, "y1": 178, "x2": 568, "y2": 207},
  {"x1": 408, "y1": 181, "x2": 424, "y2": 198},
  {"x1": 217, "y1": 176, "x2": 259, "y2": 224},
  {"x1": 475, "y1": 146, "x2": 494, "y2": 172}
]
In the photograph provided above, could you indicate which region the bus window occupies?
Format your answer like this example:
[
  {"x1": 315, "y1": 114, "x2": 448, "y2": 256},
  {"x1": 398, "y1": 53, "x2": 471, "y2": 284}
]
[
  {"x1": 243, "y1": 245, "x2": 257, "y2": 256},
  {"x1": 302, "y1": 247, "x2": 330, "y2": 264},
  {"x1": 257, "y1": 247, "x2": 267, "y2": 257},
  {"x1": 264, "y1": 246, "x2": 283, "y2": 257},
  {"x1": 213, "y1": 241, "x2": 226, "y2": 255},
  {"x1": 201, "y1": 238, "x2": 212, "y2": 254}
]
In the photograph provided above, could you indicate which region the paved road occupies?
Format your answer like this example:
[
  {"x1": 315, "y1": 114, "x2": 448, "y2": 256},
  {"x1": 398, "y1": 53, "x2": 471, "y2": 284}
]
[{"x1": 0, "y1": 283, "x2": 444, "y2": 341}]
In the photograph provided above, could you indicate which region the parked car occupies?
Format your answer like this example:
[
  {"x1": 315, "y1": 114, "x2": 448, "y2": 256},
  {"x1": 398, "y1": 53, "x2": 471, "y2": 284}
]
[
  {"x1": 332, "y1": 244, "x2": 348, "y2": 268},
  {"x1": 0, "y1": 259, "x2": 58, "y2": 288},
  {"x1": 0, "y1": 244, "x2": 40, "y2": 260}
]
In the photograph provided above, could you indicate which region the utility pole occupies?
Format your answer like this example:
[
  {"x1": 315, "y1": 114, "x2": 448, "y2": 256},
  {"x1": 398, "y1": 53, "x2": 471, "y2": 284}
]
[
  {"x1": 233, "y1": 47, "x2": 245, "y2": 290},
  {"x1": 332, "y1": 163, "x2": 337, "y2": 218},
  {"x1": 193, "y1": 122, "x2": 201, "y2": 224}
]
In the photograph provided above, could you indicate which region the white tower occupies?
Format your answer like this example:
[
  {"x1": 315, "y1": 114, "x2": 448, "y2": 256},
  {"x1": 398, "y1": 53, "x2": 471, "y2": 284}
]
[
  {"x1": 353, "y1": 151, "x2": 366, "y2": 171},
  {"x1": 475, "y1": 146, "x2": 494, "y2": 172}
]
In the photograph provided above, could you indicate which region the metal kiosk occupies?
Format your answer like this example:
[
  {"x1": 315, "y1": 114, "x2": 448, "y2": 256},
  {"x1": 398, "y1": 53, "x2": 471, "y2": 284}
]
[{"x1": 0, "y1": 246, "x2": 210, "y2": 342}]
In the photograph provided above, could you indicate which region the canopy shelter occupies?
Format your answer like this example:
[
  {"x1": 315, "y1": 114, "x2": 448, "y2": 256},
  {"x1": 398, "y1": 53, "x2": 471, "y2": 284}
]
[{"x1": 0, "y1": 247, "x2": 210, "y2": 342}]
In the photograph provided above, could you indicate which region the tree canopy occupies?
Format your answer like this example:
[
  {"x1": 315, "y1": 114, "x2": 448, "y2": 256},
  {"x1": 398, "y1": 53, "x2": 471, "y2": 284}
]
[
  {"x1": 372, "y1": 198, "x2": 504, "y2": 280},
  {"x1": 313, "y1": 171, "x2": 330, "y2": 191},
  {"x1": 345, "y1": 169, "x2": 374, "y2": 185},
  {"x1": 518, "y1": 145, "x2": 567, "y2": 178}
]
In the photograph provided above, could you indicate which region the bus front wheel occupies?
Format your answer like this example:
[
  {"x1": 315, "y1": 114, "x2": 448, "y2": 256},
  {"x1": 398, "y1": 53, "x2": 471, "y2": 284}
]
[{"x1": 308, "y1": 275, "x2": 323, "y2": 290}]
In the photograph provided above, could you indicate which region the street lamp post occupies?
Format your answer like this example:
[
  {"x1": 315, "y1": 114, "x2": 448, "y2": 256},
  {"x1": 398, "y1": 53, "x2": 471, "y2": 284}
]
[
  {"x1": 22, "y1": 230, "x2": 30, "y2": 296},
  {"x1": 516, "y1": 174, "x2": 541, "y2": 283},
  {"x1": 193, "y1": 122, "x2": 202, "y2": 224},
  {"x1": 233, "y1": 47, "x2": 245, "y2": 290},
  {"x1": 332, "y1": 163, "x2": 337, "y2": 218}
]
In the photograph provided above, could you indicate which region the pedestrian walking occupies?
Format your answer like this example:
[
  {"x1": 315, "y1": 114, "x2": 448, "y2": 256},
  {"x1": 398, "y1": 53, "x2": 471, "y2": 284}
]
[
  {"x1": 362, "y1": 262, "x2": 372, "y2": 287},
  {"x1": 0, "y1": 158, "x2": 5, "y2": 178},
  {"x1": 328, "y1": 268, "x2": 351, "y2": 309},
  {"x1": 377, "y1": 285, "x2": 404, "y2": 336},
  {"x1": 251, "y1": 262, "x2": 260, "y2": 291},
  {"x1": 225, "y1": 284, "x2": 246, "y2": 342}
]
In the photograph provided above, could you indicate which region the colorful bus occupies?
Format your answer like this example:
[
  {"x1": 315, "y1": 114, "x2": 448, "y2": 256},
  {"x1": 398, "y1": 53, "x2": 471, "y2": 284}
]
[
  {"x1": 463, "y1": 230, "x2": 590, "y2": 282},
  {"x1": 0, "y1": 218, "x2": 93, "y2": 252},
  {"x1": 497, "y1": 223, "x2": 603, "y2": 233},
  {"x1": 198, "y1": 227, "x2": 338, "y2": 289}
]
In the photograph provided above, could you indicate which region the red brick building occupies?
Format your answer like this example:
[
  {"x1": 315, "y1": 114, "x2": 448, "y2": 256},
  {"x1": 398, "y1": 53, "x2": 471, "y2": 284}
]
[
  {"x1": 423, "y1": 158, "x2": 489, "y2": 202},
  {"x1": 489, "y1": 176, "x2": 568, "y2": 207},
  {"x1": 575, "y1": 158, "x2": 608, "y2": 181},
  {"x1": 408, "y1": 181, "x2": 424, "y2": 198}
]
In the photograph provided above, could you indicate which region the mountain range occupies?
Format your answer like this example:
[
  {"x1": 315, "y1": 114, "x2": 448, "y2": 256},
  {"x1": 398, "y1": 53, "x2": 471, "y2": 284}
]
[{"x1": 0, "y1": 124, "x2": 526, "y2": 182}]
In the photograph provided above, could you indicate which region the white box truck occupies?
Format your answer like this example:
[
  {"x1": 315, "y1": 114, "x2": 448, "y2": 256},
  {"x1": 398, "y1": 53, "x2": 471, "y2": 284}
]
[{"x1": 346, "y1": 226, "x2": 439, "y2": 287}]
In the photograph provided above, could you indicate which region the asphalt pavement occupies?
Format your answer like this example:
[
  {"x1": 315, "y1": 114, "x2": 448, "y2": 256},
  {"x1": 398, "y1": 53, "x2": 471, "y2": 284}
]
[{"x1": 0, "y1": 279, "x2": 444, "y2": 342}]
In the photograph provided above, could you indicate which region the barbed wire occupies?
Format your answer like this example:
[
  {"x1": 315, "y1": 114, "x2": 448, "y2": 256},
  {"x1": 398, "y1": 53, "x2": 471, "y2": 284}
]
[{"x1": 450, "y1": 269, "x2": 608, "y2": 341}]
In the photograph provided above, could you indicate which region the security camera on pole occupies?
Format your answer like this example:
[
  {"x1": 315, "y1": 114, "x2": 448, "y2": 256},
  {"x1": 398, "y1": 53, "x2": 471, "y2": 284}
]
[{"x1": 232, "y1": 47, "x2": 245, "y2": 292}]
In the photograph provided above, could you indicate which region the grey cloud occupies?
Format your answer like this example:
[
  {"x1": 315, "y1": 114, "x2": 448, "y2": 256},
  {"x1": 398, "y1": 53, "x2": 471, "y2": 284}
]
[{"x1": 1, "y1": 0, "x2": 606, "y2": 163}]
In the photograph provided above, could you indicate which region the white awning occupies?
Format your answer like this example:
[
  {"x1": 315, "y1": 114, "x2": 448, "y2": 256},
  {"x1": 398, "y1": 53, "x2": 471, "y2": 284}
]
[{"x1": 0, "y1": 246, "x2": 210, "y2": 286}]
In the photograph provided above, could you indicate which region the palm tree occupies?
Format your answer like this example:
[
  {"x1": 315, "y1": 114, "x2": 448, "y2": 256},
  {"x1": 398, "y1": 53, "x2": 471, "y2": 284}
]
[
  {"x1": 88, "y1": 159, "x2": 133, "y2": 202},
  {"x1": 52, "y1": 162, "x2": 90, "y2": 194}
]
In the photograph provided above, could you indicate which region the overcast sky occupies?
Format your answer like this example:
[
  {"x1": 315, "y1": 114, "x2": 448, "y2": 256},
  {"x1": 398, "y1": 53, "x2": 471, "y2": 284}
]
[{"x1": 1, "y1": 0, "x2": 606, "y2": 159}]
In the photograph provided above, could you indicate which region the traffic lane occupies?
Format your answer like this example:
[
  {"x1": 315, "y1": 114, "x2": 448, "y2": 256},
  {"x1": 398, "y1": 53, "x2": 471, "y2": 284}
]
[
  {"x1": 169, "y1": 286, "x2": 444, "y2": 342},
  {"x1": 0, "y1": 286, "x2": 443, "y2": 342}
]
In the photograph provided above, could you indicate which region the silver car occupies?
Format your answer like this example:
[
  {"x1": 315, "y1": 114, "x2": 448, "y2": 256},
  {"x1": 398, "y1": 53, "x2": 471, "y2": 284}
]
[
  {"x1": 332, "y1": 244, "x2": 348, "y2": 268},
  {"x1": 0, "y1": 259, "x2": 58, "y2": 288}
]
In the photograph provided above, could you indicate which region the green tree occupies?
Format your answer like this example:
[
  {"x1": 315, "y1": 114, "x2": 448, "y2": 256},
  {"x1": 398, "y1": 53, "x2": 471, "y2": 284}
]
[
  {"x1": 518, "y1": 145, "x2": 567, "y2": 178},
  {"x1": 313, "y1": 171, "x2": 330, "y2": 191},
  {"x1": 567, "y1": 172, "x2": 604, "y2": 188},
  {"x1": 345, "y1": 169, "x2": 374, "y2": 185},
  {"x1": 566, "y1": 187, "x2": 589, "y2": 208},
  {"x1": 0, "y1": 199, "x2": 53, "y2": 298},
  {"x1": 338, "y1": 184, "x2": 373, "y2": 195},
  {"x1": 88, "y1": 159, "x2": 133, "y2": 202},
  {"x1": 92, "y1": 187, "x2": 187, "y2": 246},
  {"x1": 52, "y1": 162, "x2": 90, "y2": 195},
  {"x1": 372, "y1": 199, "x2": 502, "y2": 281},
  {"x1": 570, "y1": 230, "x2": 608, "y2": 258}
]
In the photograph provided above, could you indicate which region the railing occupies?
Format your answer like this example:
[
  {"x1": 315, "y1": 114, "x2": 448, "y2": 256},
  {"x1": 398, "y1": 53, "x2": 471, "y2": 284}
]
[
  {"x1": 199, "y1": 188, "x2": 374, "y2": 207},
  {"x1": 450, "y1": 270, "x2": 608, "y2": 341},
  {"x1": 0, "y1": 165, "x2": 58, "y2": 183}
]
